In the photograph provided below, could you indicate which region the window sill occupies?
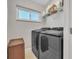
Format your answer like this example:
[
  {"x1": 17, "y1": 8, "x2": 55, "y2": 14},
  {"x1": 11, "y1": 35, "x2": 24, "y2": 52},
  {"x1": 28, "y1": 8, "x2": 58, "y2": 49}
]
[{"x1": 16, "y1": 19, "x2": 41, "y2": 23}]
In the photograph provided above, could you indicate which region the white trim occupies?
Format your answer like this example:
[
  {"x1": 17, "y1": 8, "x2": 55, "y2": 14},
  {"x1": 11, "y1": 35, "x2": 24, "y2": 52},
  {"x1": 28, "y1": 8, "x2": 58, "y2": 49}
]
[
  {"x1": 16, "y1": 5, "x2": 42, "y2": 23},
  {"x1": 16, "y1": 19, "x2": 42, "y2": 23}
]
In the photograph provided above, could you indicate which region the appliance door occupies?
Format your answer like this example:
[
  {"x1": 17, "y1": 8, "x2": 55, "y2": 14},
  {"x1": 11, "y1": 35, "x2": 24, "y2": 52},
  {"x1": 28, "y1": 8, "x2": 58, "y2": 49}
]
[
  {"x1": 32, "y1": 31, "x2": 39, "y2": 57},
  {"x1": 39, "y1": 34, "x2": 63, "y2": 59}
]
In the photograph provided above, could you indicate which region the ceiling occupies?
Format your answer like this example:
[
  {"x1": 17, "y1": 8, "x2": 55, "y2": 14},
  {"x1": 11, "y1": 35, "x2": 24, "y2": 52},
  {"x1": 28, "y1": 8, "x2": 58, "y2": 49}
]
[{"x1": 29, "y1": 0, "x2": 52, "y2": 7}]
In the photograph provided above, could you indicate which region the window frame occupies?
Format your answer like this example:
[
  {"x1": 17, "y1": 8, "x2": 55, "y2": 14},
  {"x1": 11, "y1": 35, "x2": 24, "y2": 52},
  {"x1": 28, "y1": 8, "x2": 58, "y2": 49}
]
[{"x1": 16, "y1": 5, "x2": 42, "y2": 23}]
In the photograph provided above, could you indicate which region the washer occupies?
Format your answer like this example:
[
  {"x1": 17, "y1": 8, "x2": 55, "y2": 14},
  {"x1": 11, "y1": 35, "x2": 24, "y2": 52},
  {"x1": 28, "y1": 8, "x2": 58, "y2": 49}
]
[{"x1": 38, "y1": 30, "x2": 63, "y2": 59}]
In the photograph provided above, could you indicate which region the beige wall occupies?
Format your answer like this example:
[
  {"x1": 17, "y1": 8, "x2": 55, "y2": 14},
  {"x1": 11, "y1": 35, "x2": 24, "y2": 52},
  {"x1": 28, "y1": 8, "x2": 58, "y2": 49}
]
[{"x1": 7, "y1": 0, "x2": 45, "y2": 49}]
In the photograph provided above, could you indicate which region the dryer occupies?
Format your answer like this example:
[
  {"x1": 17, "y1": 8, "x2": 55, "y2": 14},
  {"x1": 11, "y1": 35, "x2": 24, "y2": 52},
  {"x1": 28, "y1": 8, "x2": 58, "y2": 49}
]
[{"x1": 32, "y1": 28, "x2": 51, "y2": 57}]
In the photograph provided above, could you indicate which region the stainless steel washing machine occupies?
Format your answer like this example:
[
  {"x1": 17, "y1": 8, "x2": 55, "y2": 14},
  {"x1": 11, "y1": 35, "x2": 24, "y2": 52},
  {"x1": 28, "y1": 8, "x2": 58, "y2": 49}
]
[{"x1": 38, "y1": 30, "x2": 63, "y2": 59}]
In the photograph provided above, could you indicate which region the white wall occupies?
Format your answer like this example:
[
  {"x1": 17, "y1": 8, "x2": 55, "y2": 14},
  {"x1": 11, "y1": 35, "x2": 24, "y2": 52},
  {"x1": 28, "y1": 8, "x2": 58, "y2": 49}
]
[
  {"x1": 45, "y1": 11, "x2": 64, "y2": 27},
  {"x1": 64, "y1": 0, "x2": 72, "y2": 59},
  {"x1": 7, "y1": 0, "x2": 45, "y2": 49}
]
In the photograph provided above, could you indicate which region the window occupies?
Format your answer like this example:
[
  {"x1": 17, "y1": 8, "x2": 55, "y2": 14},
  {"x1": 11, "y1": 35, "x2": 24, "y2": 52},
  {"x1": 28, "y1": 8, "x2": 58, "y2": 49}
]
[
  {"x1": 18, "y1": 9, "x2": 30, "y2": 20},
  {"x1": 31, "y1": 11, "x2": 40, "y2": 22},
  {"x1": 16, "y1": 6, "x2": 41, "y2": 22}
]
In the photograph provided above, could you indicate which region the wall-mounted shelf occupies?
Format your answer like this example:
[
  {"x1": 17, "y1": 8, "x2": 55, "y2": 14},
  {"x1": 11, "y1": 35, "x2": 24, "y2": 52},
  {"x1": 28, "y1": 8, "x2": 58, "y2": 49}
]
[{"x1": 42, "y1": 0, "x2": 64, "y2": 18}]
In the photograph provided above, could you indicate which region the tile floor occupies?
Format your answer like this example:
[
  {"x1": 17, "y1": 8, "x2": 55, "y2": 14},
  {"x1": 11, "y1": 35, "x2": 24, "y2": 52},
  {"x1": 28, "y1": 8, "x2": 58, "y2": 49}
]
[{"x1": 25, "y1": 48, "x2": 37, "y2": 59}]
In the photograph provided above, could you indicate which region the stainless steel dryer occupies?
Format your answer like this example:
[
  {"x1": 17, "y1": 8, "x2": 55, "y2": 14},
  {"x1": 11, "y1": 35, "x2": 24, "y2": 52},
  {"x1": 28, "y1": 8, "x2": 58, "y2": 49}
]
[{"x1": 38, "y1": 30, "x2": 63, "y2": 59}]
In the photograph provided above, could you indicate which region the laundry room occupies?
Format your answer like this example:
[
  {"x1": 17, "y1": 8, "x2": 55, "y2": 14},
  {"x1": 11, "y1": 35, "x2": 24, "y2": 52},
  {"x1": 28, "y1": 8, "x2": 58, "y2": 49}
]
[{"x1": 7, "y1": 0, "x2": 72, "y2": 59}]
